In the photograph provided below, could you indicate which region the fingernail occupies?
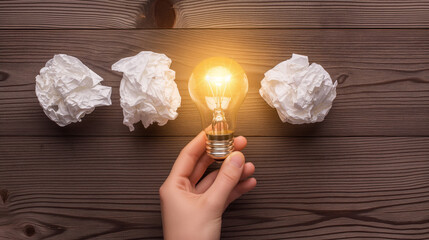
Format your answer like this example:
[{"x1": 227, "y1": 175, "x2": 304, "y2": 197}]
[{"x1": 229, "y1": 152, "x2": 244, "y2": 168}]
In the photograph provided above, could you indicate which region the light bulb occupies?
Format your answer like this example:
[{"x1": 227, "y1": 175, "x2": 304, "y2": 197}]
[{"x1": 189, "y1": 57, "x2": 248, "y2": 162}]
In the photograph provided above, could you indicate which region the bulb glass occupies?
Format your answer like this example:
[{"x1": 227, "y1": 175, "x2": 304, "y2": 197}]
[{"x1": 189, "y1": 57, "x2": 248, "y2": 160}]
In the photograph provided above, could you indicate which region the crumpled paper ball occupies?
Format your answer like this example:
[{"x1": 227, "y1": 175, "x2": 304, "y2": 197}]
[
  {"x1": 35, "y1": 54, "x2": 112, "y2": 126},
  {"x1": 112, "y1": 51, "x2": 181, "y2": 131},
  {"x1": 259, "y1": 54, "x2": 337, "y2": 124}
]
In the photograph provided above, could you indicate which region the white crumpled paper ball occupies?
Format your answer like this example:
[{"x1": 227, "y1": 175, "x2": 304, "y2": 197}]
[
  {"x1": 112, "y1": 51, "x2": 181, "y2": 131},
  {"x1": 259, "y1": 54, "x2": 337, "y2": 124},
  {"x1": 35, "y1": 54, "x2": 112, "y2": 126}
]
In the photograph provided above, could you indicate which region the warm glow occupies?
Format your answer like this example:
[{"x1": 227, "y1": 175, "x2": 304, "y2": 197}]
[
  {"x1": 188, "y1": 56, "x2": 248, "y2": 130},
  {"x1": 189, "y1": 57, "x2": 248, "y2": 113},
  {"x1": 205, "y1": 66, "x2": 232, "y2": 87},
  {"x1": 188, "y1": 57, "x2": 248, "y2": 160}
]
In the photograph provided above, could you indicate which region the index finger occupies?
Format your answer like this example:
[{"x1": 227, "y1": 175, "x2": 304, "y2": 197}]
[{"x1": 170, "y1": 131, "x2": 207, "y2": 178}]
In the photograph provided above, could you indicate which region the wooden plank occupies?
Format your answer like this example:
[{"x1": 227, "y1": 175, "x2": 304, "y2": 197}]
[
  {"x1": 1, "y1": 136, "x2": 429, "y2": 239},
  {"x1": 1, "y1": 0, "x2": 429, "y2": 29},
  {"x1": 1, "y1": 29, "x2": 429, "y2": 137},
  {"x1": 173, "y1": 0, "x2": 429, "y2": 29},
  {"x1": 0, "y1": 0, "x2": 152, "y2": 29}
]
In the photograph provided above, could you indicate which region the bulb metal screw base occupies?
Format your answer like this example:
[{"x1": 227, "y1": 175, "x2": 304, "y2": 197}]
[{"x1": 206, "y1": 132, "x2": 234, "y2": 163}]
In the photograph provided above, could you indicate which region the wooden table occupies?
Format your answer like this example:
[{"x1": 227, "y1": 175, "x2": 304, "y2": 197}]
[{"x1": 1, "y1": 1, "x2": 429, "y2": 239}]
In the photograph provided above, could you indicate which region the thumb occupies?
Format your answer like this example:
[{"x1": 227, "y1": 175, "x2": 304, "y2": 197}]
[{"x1": 205, "y1": 152, "x2": 245, "y2": 205}]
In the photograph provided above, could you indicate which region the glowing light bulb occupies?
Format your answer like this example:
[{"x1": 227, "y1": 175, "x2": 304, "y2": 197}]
[{"x1": 189, "y1": 57, "x2": 248, "y2": 161}]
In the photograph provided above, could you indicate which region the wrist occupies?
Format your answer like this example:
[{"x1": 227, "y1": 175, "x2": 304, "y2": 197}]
[{"x1": 163, "y1": 217, "x2": 221, "y2": 240}]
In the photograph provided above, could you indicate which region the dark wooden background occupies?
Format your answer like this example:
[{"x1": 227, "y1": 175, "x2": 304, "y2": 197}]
[{"x1": 1, "y1": 0, "x2": 429, "y2": 239}]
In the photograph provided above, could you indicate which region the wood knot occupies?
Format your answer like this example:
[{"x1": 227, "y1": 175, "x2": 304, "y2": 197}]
[
  {"x1": 0, "y1": 189, "x2": 9, "y2": 203},
  {"x1": 337, "y1": 74, "x2": 349, "y2": 84},
  {"x1": 137, "y1": 0, "x2": 176, "y2": 28},
  {"x1": 153, "y1": 0, "x2": 176, "y2": 28},
  {"x1": 24, "y1": 225, "x2": 36, "y2": 237},
  {"x1": 0, "y1": 71, "x2": 9, "y2": 81}
]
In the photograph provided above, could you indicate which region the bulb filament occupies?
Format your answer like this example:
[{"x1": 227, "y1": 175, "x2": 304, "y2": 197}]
[{"x1": 205, "y1": 66, "x2": 231, "y2": 134}]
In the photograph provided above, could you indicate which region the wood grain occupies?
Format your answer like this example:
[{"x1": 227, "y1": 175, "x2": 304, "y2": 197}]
[
  {"x1": 0, "y1": 0, "x2": 151, "y2": 29},
  {"x1": 2, "y1": 0, "x2": 429, "y2": 29},
  {"x1": 1, "y1": 29, "x2": 429, "y2": 137},
  {"x1": 1, "y1": 136, "x2": 429, "y2": 239},
  {"x1": 1, "y1": 1, "x2": 428, "y2": 239},
  {"x1": 173, "y1": 0, "x2": 429, "y2": 29}
]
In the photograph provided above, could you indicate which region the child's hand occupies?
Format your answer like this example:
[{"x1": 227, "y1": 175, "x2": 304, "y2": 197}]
[{"x1": 159, "y1": 131, "x2": 257, "y2": 240}]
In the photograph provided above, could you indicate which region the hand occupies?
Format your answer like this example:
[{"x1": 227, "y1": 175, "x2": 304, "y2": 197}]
[{"x1": 159, "y1": 131, "x2": 257, "y2": 240}]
